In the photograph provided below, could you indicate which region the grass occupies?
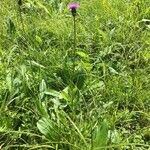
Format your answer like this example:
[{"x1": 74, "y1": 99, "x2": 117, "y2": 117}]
[{"x1": 0, "y1": 0, "x2": 150, "y2": 149}]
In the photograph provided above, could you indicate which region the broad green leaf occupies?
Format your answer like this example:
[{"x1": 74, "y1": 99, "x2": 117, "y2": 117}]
[
  {"x1": 44, "y1": 89, "x2": 60, "y2": 97},
  {"x1": 39, "y1": 79, "x2": 47, "y2": 99},
  {"x1": 37, "y1": 117, "x2": 53, "y2": 138},
  {"x1": 35, "y1": 35, "x2": 43, "y2": 44},
  {"x1": 76, "y1": 51, "x2": 89, "y2": 59},
  {"x1": 109, "y1": 67, "x2": 118, "y2": 74},
  {"x1": 94, "y1": 120, "x2": 109, "y2": 150},
  {"x1": 37, "y1": 117, "x2": 59, "y2": 140},
  {"x1": 59, "y1": 87, "x2": 70, "y2": 101}
]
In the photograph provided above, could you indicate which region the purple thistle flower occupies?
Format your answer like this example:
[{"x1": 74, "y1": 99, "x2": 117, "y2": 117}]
[
  {"x1": 68, "y1": 2, "x2": 80, "y2": 16},
  {"x1": 68, "y1": 2, "x2": 80, "y2": 10}
]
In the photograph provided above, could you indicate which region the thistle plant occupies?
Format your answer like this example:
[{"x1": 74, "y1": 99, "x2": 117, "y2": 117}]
[
  {"x1": 68, "y1": 2, "x2": 80, "y2": 66},
  {"x1": 67, "y1": 2, "x2": 80, "y2": 117}
]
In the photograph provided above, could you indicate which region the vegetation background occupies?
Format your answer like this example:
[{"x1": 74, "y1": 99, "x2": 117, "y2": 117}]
[{"x1": 0, "y1": 0, "x2": 150, "y2": 149}]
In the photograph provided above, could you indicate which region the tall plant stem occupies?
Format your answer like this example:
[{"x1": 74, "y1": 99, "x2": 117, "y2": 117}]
[
  {"x1": 73, "y1": 16, "x2": 76, "y2": 57},
  {"x1": 73, "y1": 15, "x2": 76, "y2": 73}
]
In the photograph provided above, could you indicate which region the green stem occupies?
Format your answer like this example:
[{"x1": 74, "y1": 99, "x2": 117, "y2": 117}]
[
  {"x1": 71, "y1": 16, "x2": 76, "y2": 114},
  {"x1": 73, "y1": 15, "x2": 76, "y2": 56},
  {"x1": 73, "y1": 15, "x2": 76, "y2": 74}
]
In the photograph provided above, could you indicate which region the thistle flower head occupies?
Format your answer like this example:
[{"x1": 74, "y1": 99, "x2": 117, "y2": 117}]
[
  {"x1": 68, "y1": 2, "x2": 80, "y2": 16},
  {"x1": 68, "y1": 2, "x2": 80, "y2": 10}
]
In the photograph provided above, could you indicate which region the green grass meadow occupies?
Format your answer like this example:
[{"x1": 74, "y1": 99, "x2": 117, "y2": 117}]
[{"x1": 0, "y1": 0, "x2": 150, "y2": 149}]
